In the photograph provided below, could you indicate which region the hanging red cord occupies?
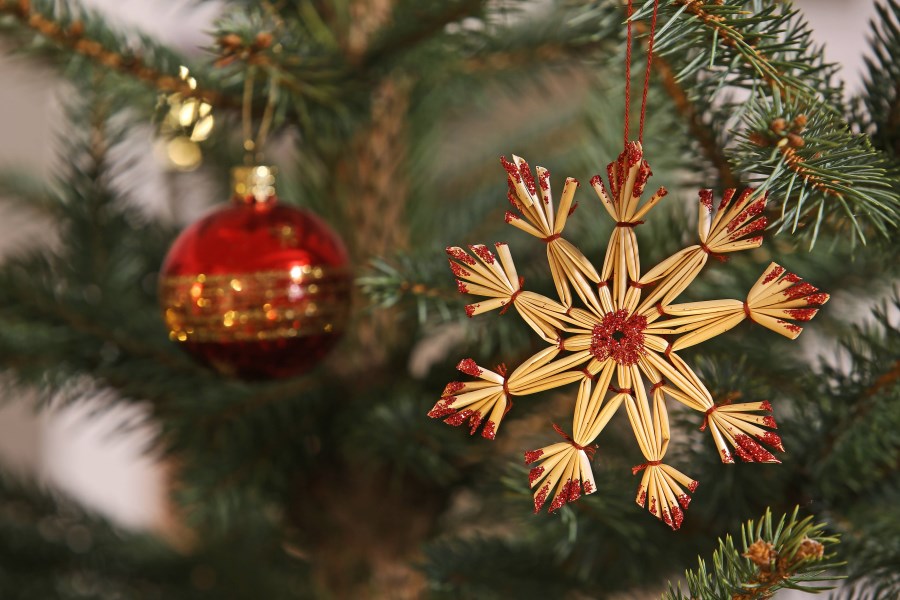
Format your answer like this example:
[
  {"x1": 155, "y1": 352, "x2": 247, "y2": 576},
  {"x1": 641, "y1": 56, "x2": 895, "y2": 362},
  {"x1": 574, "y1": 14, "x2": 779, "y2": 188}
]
[
  {"x1": 623, "y1": 0, "x2": 633, "y2": 147},
  {"x1": 624, "y1": 0, "x2": 661, "y2": 146},
  {"x1": 638, "y1": 0, "x2": 661, "y2": 143}
]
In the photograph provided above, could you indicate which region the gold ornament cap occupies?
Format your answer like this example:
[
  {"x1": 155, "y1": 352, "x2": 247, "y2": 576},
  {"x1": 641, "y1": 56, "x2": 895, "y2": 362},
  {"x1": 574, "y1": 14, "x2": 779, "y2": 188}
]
[{"x1": 232, "y1": 165, "x2": 277, "y2": 203}]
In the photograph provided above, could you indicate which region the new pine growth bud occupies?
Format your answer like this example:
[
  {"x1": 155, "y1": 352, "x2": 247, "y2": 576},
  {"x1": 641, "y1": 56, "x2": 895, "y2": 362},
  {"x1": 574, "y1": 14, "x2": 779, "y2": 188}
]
[
  {"x1": 254, "y1": 32, "x2": 273, "y2": 49},
  {"x1": 68, "y1": 20, "x2": 84, "y2": 37},
  {"x1": 787, "y1": 133, "x2": 805, "y2": 148},
  {"x1": 770, "y1": 118, "x2": 787, "y2": 134},
  {"x1": 219, "y1": 33, "x2": 243, "y2": 49},
  {"x1": 743, "y1": 539, "x2": 776, "y2": 569},
  {"x1": 791, "y1": 114, "x2": 808, "y2": 130},
  {"x1": 794, "y1": 538, "x2": 824, "y2": 562}
]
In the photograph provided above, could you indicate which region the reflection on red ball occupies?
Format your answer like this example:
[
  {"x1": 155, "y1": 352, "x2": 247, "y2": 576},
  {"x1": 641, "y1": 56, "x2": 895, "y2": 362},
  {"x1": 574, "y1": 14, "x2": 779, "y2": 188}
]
[{"x1": 159, "y1": 188, "x2": 351, "y2": 379}]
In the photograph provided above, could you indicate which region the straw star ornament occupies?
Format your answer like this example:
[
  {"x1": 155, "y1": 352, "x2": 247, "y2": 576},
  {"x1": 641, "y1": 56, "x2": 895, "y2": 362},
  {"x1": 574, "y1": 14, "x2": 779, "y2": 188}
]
[{"x1": 429, "y1": 142, "x2": 829, "y2": 529}]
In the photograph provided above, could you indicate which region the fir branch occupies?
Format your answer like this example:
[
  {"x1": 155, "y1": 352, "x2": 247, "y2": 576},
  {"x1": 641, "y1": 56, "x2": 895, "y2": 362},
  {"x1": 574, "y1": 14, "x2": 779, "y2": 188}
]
[
  {"x1": 664, "y1": 507, "x2": 841, "y2": 600},
  {"x1": 2, "y1": 279, "x2": 190, "y2": 373},
  {"x1": 423, "y1": 536, "x2": 583, "y2": 599},
  {"x1": 811, "y1": 293, "x2": 900, "y2": 501},
  {"x1": 358, "y1": 256, "x2": 461, "y2": 321},
  {"x1": 625, "y1": 0, "x2": 898, "y2": 246},
  {"x1": 861, "y1": 0, "x2": 900, "y2": 155},
  {"x1": 361, "y1": 0, "x2": 486, "y2": 68},
  {"x1": 636, "y1": 0, "x2": 825, "y2": 101},
  {"x1": 733, "y1": 94, "x2": 898, "y2": 246},
  {"x1": 0, "y1": 170, "x2": 58, "y2": 216},
  {"x1": 0, "y1": 0, "x2": 222, "y2": 104},
  {"x1": 651, "y1": 47, "x2": 739, "y2": 188},
  {"x1": 212, "y1": 9, "x2": 353, "y2": 110},
  {"x1": 0, "y1": 475, "x2": 313, "y2": 599}
]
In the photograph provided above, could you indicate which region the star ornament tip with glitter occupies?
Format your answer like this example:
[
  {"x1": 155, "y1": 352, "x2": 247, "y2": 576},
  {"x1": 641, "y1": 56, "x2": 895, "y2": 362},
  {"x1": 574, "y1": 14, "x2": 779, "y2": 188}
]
[{"x1": 430, "y1": 142, "x2": 828, "y2": 530}]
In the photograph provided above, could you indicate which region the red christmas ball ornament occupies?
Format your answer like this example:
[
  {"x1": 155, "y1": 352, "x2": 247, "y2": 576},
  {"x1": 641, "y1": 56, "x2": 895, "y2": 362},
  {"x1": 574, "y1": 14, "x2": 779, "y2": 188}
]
[{"x1": 159, "y1": 166, "x2": 351, "y2": 379}]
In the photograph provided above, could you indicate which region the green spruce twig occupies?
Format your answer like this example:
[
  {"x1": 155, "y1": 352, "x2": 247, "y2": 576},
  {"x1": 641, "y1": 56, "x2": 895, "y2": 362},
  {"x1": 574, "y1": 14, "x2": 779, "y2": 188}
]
[
  {"x1": 861, "y1": 0, "x2": 900, "y2": 156},
  {"x1": 0, "y1": 0, "x2": 219, "y2": 105},
  {"x1": 664, "y1": 507, "x2": 842, "y2": 600},
  {"x1": 626, "y1": 0, "x2": 900, "y2": 246}
]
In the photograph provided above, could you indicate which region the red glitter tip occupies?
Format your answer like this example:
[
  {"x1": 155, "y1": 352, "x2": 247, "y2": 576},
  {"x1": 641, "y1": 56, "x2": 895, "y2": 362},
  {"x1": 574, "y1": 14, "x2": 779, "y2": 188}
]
[
  {"x1": 784, "y1": 272, "x2": 802, "y2": 283},
  {"x1": 524, "y1": 449, "x2": 544, "y2": 465},
  {"x1": 568, "y1": 479, "x2": 582, "y2": 502},
  {"x1": 443, "y1": 382, "x2": 464, "y2": 396},
  {"x1": 762, "y1": 416, "x2": 778, "y2": 429},
  {"x1": 727, "y1": 198, "x2": 766, "y2": 233},
  {"x1": 734, "y1": 188, "x2": 753, "y2": 207},
  {"x1": 469, "y1": 244, "x2": 495, "y2": 264},
  {"x1": 734, "y1": 434, "x2": 778, "y2": 463},
  {"x1": 762, "y1": 265, "x2": 786, "y2": 285},
  {"x1": 699, "y1": 189, "x2": 714, "y2": 212},
  {"x1": 606, "y1": 163, "x2": 618, "y2": 198},
  {"x1": 677, "y1": 494, "x2": 691, "y2": 509},
  {"x1": 783, "y1": 282, "x2": 817, "y2": 299},
  {"x1": 633, "y1": 161, "x2": 652, "y2": 197},
  {"x1": 637, "y1": 486, "x2": 647, "y2": 507},
  {"x1": 733, "y1": 443, "x2": 753, "y2": 462},
  {"x1": 528, "y1": 466, "x2": 545, "y2": 486},
  {"x1": 481, "y1": 420, "x2": 497, "y2": 440},
  {"x1": 721, "y1": 449, "x2": 735, "y2": 464},
  {"x1": 590, "y1": 174, "x2": 602, "y2": 187},
  {"x1": 649, "y1": 497, "x2": 657, "y2": 516},
  {"x1": 671, "y1": 506, "x2": 684, "y2": 530},
  {"x1": 549, "y1": 480, "x2": 572, "y2": 513},
  {"x1": 717, "y1": 188, "x2": 736, "y2": 211},
  {"x1": 761, "y1": 431, "x2": 785, "y2": 452},
  {"x1": 780, "y1": 320, "x2": 803, "y2": 334},
  {"x1": 456, "y1": 280, "x2": 469, "y2": 294},
  {"x1": 507, "y1": 190, "x2": 520, "y2": 210},
  {"x1": 538, "y1": 169, "x2": 550, "y2": 191},
  {"x1": 806, "y1": 293, "x2": 830, "y2": 305},
  {"x1": 468, "y1": 411, "x2": 483, "y2": 435},
  {"x1": 534, "y1": 483, "x2": 550, "y2": 513},
  {"x1": 688, "y1": 480, "x2": 699, "y2": 493},
  {"x1": 427, "y1": 400, "x2": 456, "y2": 419},
  {"x1": 518, "y1": 160, "x2": 537, "y2": 196},
  {"x1": 456, "y1": 358, "x2": 482, "y2": 377},
  {"x1": 584, "y1": 480, "x2": 594, "y2": 495},
  {"x1": 760, "y1": 400, "x2": 773, "y2": 411},
  {"x1": 448, "y1": 260, "x2": 471, "y2": 278},
  {"x1": 504, "y1": 211, "x2": 518, "y2": 223},
  {"x1": 444, "y1": 408, "x2": 473, "y2": 427},
  {"x1": 626, "y1": 142, "x2": 642, "y2": 166},
  {"x1": 728, "y1": 216, "x2": 767, "y2": 241},
  {"x1": 500, "y1": 156, "x2": 521, "y2": 182},
  {"x1": 446, "y1": 246, "x2": 476, "y2": 265},
  {"x1": 464, "y1": 305, "x2": 476, "y2": 318}
]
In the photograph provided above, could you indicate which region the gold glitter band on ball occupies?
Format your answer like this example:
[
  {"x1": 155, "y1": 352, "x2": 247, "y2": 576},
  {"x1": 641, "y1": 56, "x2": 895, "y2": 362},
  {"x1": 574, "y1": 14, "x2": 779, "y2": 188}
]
[{"x1": 160, "y1": 265, "x2": 352, "y2": 344}]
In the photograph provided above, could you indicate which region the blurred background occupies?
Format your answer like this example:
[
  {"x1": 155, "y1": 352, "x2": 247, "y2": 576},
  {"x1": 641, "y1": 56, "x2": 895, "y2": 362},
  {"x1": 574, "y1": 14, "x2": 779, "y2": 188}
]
[
  {"x1": 0, "y1": 0, "x2": 877, "y2": 536},
  {"x1": 0, "y1": 1, "x2": 889, "y2": 597}
]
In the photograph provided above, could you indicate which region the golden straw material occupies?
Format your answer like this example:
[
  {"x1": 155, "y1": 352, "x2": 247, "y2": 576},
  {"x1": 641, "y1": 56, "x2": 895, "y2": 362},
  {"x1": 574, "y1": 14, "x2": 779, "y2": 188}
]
[{"x1": 429, "y1": 142, "x2": 827, "y2": 530}]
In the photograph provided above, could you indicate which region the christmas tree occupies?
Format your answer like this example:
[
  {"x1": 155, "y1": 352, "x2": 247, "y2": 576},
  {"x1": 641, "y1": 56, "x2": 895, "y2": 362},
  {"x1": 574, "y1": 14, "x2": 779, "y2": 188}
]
[{"x1": 0, "y1": 0, "x2": 898, "y2": 598}]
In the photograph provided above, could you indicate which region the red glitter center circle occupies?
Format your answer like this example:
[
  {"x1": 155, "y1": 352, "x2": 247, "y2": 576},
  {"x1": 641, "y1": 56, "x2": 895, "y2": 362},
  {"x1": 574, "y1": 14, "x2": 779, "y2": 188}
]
[{"x1": 590, "y1": 309, "x2": 647, "y2": 366}]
